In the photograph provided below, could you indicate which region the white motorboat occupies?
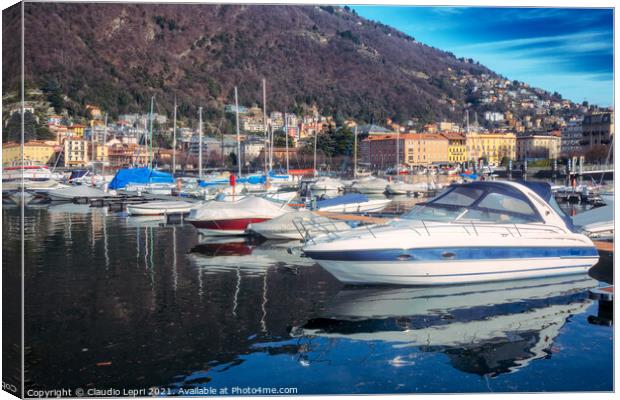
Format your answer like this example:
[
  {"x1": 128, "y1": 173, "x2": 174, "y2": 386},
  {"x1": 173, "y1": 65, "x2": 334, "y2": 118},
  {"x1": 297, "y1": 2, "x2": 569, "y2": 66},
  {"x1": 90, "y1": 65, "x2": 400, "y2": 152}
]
[
  {"x1": 123, "y1": 182, "x2": 174, "y2": 196},
  {"x1": 302, "y1": 181, "x2": 599, "y2": 285},
  {"x1": 385, "y1": 181, "x2": 439, "y2": 195},
  {"x1": 310, "y1": 177, "x2": 344, "y2": 192},
  {"x1": 2, "y1": 160, "x2": 52, "y2": 182},
  {"x1": 208, "y1": 187, "x2": 298, "y2": 204},
  {"x1": 348, "y1": 177, "x2": 390, "y2": 194},
  {"x1": 126, "y1": 200, "x2": 197, "y2": 216},
  {"x1": 186, "y1": 195, "x2": 292, "y2": 235},
  {"x1": 246, "y1": 209, "x2": 351, "y2": 240},
  {"x1": 46, "y1": 185, "x2": 112, "y2": 201},
  {"x1": 314, "y1": 193, "x2": 392, "y2": 213}
]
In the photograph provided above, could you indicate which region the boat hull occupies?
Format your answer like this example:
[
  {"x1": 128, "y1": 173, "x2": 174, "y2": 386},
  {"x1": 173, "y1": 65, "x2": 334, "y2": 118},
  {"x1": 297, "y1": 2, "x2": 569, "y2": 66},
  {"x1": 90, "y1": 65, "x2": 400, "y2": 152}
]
[
  {"x1": 318, "y1": 199, "x2": 391, "y2": 213},
  {"x1": 188, "y1": 217, "x2": 271, "y2": 236},
  {"x1": 127, "y1": 202, "x2": 194, "y2": 216},
  {"x1": 311, "y1": 256, "x2": 599, "y2": 285}
]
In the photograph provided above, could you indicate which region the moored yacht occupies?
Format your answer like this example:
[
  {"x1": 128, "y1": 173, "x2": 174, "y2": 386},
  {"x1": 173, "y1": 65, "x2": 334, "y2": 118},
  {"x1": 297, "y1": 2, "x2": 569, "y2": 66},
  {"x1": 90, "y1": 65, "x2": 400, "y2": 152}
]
[
  {"x1": 2, "y1": 160, "x2": 52, "y2": 182},
  {"x1": 302, "y1": 181, "x2": 599, "y2": 285},
  {"x1": 347, "y1": 176, "x2": 390, "y2": 194},
  {"x1": 186, "y1": 195, "x2": 292, "y2": 235}
]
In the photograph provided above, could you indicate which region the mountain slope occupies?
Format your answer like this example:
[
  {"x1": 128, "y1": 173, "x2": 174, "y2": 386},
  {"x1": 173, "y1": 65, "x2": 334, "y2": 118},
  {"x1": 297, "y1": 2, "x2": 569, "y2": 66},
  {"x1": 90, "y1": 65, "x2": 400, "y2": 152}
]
[{"x1": 8, "y1": 3, "x2": 500, "y2": 122}]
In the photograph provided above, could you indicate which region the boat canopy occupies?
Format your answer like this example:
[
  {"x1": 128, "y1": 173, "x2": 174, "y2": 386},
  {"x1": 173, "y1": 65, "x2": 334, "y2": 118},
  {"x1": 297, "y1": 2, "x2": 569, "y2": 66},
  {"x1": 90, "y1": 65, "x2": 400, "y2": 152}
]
[
  {"x1": 404, "y1": 181, "x2": 570, "y2": 227},
  {"x1": 517, "y1": 180, "x2": 575, "y2": 231},
  {"x1": 108, "y1": 167, "x2": 174, "y2": 190}
]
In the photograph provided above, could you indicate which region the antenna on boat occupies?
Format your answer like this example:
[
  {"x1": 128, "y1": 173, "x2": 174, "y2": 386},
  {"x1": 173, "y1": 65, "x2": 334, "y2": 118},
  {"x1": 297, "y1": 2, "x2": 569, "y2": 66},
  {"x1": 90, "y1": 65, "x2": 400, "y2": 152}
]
[
  {"x1": 234, "y1": 86, "x2": 242, "y2": 177},
  {"x1": 198, "y1": 106, "x2": 203, "y2": 180}
]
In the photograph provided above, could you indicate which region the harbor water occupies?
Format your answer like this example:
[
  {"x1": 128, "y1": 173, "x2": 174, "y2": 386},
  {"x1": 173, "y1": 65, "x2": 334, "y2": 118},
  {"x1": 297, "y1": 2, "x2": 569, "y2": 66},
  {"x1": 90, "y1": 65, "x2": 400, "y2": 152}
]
[{"x1": 4, "y1": 200, "x2": 613, "y2": 394}]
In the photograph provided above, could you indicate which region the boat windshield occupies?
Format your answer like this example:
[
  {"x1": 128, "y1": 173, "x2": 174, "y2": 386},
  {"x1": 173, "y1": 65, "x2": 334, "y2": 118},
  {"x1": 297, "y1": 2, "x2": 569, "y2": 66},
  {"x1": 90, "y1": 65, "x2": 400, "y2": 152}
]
[{"x1": 403, "y1": 184, "x2": 543, "y2": 224}]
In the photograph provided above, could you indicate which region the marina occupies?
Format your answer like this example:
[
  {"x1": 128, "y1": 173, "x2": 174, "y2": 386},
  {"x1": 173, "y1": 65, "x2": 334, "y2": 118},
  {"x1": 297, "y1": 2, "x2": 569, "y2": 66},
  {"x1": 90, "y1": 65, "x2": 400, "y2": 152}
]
[
  {"x1": 1, "y1": 2, "x2": 615, "y2": 396},
  {"x1": 4, "y1": 169, "x2": 614, "y2": 393}
]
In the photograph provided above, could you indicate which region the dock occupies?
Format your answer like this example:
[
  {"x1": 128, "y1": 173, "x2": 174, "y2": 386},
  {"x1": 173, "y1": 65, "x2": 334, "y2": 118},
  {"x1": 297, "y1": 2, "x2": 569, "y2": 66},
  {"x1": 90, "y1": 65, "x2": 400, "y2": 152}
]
[{"x1": 593, "y1": 241, "x2": 613, "y2": 253}]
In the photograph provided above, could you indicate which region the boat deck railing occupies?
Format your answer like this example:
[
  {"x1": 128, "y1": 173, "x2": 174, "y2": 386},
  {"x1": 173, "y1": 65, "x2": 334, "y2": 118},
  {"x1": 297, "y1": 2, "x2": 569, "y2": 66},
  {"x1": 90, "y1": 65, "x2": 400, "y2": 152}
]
[
  {"x1": 296, "y1": 215, "x2": 570, "y2": 244},
  {"x1": 292, "y1": 216, "x2": 352, "y2": 244}
]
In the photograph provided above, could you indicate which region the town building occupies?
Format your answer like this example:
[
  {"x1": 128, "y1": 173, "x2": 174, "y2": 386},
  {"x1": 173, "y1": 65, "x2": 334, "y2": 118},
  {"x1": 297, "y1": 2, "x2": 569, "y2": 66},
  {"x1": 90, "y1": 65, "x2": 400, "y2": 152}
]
[
  {"x1": 68, "y1": 124, "x2": 86, "y2": 137},
  {"x1": 561, "y1": 118, "x2": 583, "y2": 157},
  {"x1": 240, "y1": 115, "x2": 265, "y2": 133},
  {"x1": 581, "y1": 111, "x2": 614, "y2": 148},
  {"x1": 484, "y1": 111, "x2": 505, "y2": 123},
  {"x1": 440, "y1": 132, "x2": 467, "y2": 163},
  {"x1": 516, "y1": 133, "x2": 562, "y2": 161},
  {"x1": 465, "y1": 132, "x2": 516, "y2": 166},
  {"x1": 361, "y1": 133, "x2": 449, "y2": 168},
  {"x1": 356, "y1": 124, "x2": 392, "y2": 137},
  {"x1": 107, "y1": 143, "x2": 149, "y2": 167},
  {"x1": 241, "y1": 137, "x2": 266, "y2": 164},
  {"x1": 2, "y1": 141, "x2": 57, "y2": 166},
  {"x1": 188, "y1": 135, "x2": 220, "y2": 160},
  {"x1": 64, "y1": 137, "x2": 90, "y2": 167}
]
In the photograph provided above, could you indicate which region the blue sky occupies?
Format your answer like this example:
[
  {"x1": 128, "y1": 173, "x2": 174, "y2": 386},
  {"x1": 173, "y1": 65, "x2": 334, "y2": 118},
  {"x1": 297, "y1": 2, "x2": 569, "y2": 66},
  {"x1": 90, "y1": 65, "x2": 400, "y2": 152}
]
[{"x1": 351, "y1": 6, "x2": 614, "y2": 106}]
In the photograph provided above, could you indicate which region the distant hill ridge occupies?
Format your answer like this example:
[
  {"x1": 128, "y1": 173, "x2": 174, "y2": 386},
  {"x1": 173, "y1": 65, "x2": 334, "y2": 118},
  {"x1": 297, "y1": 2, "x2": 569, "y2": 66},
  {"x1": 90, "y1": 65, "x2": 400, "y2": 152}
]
[{"x1": 3, "y1": 3, "x2": 569, "y2": 125}]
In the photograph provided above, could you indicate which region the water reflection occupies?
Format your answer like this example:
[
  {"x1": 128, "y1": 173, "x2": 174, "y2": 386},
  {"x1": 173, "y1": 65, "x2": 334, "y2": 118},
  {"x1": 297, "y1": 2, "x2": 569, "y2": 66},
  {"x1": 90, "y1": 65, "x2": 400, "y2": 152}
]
[
  {"x1": 188, "y1": 237, "x2": 315, "y2": 276},
  {"x1": 293, "y1": 275, "x2": 597, "y2": 377},
  {"x1": 6, "y1": 204, "x2": 611, "y2": 394}
]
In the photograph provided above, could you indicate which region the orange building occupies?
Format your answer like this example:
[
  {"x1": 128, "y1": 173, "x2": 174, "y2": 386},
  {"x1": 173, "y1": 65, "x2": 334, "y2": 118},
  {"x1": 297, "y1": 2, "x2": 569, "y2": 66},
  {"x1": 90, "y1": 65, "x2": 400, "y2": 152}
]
[{"x1": 361, "y1": 133, "x2": 449, "y2": 167}]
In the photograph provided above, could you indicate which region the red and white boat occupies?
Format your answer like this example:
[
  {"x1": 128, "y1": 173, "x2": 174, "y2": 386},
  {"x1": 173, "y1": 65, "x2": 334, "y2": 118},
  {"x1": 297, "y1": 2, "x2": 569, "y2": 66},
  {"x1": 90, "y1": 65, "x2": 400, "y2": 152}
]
[
  {"x1": 186, "y1": 196, "x2": 292, "y2": 235},
  {"x1": 2, "y1": 160, "x2": 52, "y2": 182}
]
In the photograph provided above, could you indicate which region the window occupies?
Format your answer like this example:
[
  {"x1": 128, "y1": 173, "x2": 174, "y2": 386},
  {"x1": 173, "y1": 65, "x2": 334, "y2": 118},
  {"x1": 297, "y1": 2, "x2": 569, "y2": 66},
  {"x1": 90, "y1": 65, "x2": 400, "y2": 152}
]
[
  {"x1": 433, "y1": 186, "x2": 484, "y2": 207},
  {"x1": 477, "y1": 192, "x2": 536, "y2": 216}
]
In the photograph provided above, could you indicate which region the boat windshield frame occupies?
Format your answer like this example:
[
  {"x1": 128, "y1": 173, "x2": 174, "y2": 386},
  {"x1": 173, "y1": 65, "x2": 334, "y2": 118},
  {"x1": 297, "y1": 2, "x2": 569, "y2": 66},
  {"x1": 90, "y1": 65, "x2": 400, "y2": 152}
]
[{"x1": 403, "y1": 183, "x2": 545, "y2": 224}]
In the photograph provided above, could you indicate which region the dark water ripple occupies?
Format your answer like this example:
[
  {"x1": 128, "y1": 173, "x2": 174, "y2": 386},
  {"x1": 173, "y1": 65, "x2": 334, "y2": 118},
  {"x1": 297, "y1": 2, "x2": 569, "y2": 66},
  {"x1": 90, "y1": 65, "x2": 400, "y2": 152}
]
[{"x1": 1, "y1": 203, "x2": 612, "y2": 394}]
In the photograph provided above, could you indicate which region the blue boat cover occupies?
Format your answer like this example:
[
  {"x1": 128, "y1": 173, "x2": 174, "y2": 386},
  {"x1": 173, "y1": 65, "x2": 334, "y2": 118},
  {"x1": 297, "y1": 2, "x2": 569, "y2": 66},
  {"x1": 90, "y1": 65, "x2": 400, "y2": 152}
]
[
  {"x1": 198, "y1": 179, "x2": 229, "y2": 187},
  {"x1": 316, "y1": 193, "x2": 369, "y2": 209},
  {"x1": 268, "y1": 170, "x2": 291, "y2": 180},
  {"x1": 108, "y1": 168, "x2": 174, "y2": 189},
  {"x1": 460, "y1": 173, "x2": 478, "y2": 180}
]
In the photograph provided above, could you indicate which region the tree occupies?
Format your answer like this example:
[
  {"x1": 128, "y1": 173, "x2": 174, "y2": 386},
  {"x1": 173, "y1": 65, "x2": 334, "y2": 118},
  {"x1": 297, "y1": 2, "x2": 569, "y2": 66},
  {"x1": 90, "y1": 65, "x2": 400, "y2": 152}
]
[
  {"x1": 273, "y1": 131, "x2": 293, "y2": 147},
  {"x1": 228, "y1": 152, "x2": 238, "y2": 167},
  {"x1": 4, "y1": 111, "x2": 37, "y2": 142}
]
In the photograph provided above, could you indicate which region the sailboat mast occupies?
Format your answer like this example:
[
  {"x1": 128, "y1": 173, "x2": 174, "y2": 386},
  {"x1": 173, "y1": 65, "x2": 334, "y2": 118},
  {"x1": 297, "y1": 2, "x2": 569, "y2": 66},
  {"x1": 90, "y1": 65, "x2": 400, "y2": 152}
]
[
  {"x1": 172, "y1": 97, "x2": 177, "y2": 175},
  {"x1": 198, "y1": 106, "x2": 203, "y2": 179},
  {"x1": 90, "y1": 120, "x2": 95, "y2": 174},
  {"x1": 262, "y1": 78, "x2": 268, "y2": 174},
  {"x1": 234, "y1": 86, "x2": 241, "y2": 177},
  {"x1": 284, "y1": 112, "x2": 290, "y2": 174},
  {"x1": 102, "y1": 113, "x2": 108, "y2": 177},
  {"x1": 396, "y1": 129, "x2": 400, "y2": 174},
  {"x1": 354, "y1": 125, "x2": 358, "y2": 179},
  {"x1": 269, "y1": 123, "x2": 274, "y2": 171},
  {"x1": 313, "y1": 129, "x2": 318, "y2": 175},
  {"x1": 148, "y1": 96, "x2": 154, "y2": 169}
]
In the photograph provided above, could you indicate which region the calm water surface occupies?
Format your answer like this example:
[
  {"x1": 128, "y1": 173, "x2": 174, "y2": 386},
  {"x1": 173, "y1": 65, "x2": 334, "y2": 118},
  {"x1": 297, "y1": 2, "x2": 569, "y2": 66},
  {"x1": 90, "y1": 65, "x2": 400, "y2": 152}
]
[{"x1": 3, "y1": 200, "x2": 613, "y2": 394}]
